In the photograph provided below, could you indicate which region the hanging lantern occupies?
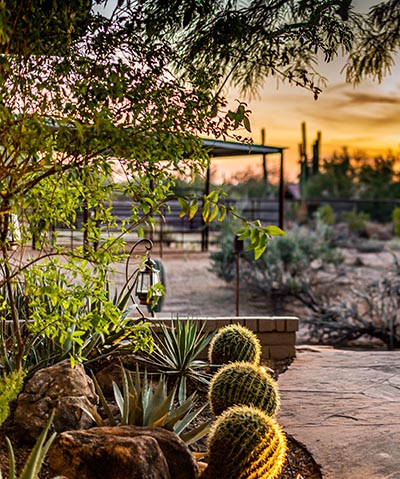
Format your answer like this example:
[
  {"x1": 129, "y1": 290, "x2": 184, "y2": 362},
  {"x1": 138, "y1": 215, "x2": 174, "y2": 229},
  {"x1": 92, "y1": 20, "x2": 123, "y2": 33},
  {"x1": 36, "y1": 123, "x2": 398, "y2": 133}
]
[{"x1": 135, "y1": 257, "x2": 161, "y2": 305}]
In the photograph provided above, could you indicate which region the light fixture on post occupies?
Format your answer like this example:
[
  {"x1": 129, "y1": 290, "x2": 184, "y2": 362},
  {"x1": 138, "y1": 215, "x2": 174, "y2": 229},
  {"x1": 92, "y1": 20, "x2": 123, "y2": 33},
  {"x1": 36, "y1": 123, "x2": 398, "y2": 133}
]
[
  {"x1": 136, "y1": 256, "x2": 161, "y2": 305},
  {"x1": 125, "y1": 238, "x2": 161, "y2": 318}
]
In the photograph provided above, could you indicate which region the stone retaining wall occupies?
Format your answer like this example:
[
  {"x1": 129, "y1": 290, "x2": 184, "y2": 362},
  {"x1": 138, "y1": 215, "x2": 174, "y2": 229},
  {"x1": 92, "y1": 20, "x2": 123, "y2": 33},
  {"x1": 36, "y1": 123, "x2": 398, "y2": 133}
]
[{"x1": 154, "y1": 316, "x2": 299, "y2": 360}]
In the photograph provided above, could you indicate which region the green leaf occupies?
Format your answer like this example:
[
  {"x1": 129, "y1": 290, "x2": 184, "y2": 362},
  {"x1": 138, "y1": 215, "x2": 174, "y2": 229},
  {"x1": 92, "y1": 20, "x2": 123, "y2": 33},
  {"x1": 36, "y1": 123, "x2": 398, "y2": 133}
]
[
  {"x1": 264, "y1": 225, "x2": 286, "y2": 237},
  {"x1": 188, "y1": 196, "x2": 198, "y2": 220},
  {"x1": 202, "y1": 197, "x2": 210, "y2": 222},
  {"x1": 243, "y1": 115, "x2": 251, "y2": 132}
]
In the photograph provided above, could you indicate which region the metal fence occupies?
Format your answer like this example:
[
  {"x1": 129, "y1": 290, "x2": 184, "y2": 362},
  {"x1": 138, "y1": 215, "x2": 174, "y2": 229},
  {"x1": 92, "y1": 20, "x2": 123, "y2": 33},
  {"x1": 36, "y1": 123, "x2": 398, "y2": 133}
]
[{"x1": 51, "y1": 197, "x2": 399, "y2": 254}]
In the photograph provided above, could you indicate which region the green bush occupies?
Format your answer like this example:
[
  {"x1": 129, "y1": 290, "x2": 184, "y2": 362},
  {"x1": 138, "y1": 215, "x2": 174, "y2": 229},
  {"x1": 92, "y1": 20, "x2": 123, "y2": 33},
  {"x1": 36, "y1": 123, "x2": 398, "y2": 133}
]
[
  {"x1": 0, "y1": 261, "x2": 153, "y2": 376},
  {"x1": 210, "y1": 218, "x2": 344, "y2": 301},
  {"x1": 341, "y1": 209, "x2": 369, "y2": 234},
  {"x1": 315, "y1": 204, "x2": 336, "y2": 225},
  {"x1": 392, "y1": 207, "x2": 400, "y2": 237},
  {"x1": 0, "y1": 370, "x2": 25, "y2": 426}
]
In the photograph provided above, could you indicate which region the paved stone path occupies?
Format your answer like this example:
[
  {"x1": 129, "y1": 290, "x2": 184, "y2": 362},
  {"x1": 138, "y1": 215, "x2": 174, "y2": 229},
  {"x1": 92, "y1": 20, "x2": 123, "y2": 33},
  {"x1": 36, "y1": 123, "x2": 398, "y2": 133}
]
[{"x1": 277, "y1": 346, "x2": 400, "y2": 479}]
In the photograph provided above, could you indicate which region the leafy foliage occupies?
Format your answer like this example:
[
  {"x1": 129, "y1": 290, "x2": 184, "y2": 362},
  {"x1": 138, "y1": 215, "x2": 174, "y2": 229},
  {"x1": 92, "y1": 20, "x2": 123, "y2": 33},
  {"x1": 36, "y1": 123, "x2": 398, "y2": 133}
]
[
  {"x1": 346, "y1": 0, "x2": 400, "y2": 84},
  {"x1": 341, "y1": 209, "x2": 370, "y2": 235},
  {"x1": 0, "y1": 262, "x2": 153, "y2": 375},
  {"x1": 315, "y1": 204, "x2": 336, "y2": 226},
  {"x1": 0, "y1": 370, "x2": 25, "y2": 426}
]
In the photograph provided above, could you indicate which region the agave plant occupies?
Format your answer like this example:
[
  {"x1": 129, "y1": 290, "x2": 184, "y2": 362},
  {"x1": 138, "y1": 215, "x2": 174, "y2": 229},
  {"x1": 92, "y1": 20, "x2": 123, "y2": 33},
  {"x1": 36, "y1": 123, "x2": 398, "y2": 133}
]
[
  {"x1": 89, "y1": 365, "x2": 211, "y2": 446},
  {"x1": 0, "y1": 411, "x2": 56, "y2": 479},
  {"x1": 142, "y1": 318, "x2": 214, "y2": 402}
]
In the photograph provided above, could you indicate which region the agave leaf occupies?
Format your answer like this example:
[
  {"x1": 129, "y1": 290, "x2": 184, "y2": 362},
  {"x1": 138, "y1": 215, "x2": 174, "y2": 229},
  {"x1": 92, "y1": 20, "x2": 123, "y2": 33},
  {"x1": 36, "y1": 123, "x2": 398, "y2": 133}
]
[
  {"x1": 179, "y1": 419, "x2": 212, "y2": 446},
  {"x1": 178, "y1": 376, "x2": 187, "y2": 404},
  {"x1": 171, "y1": 396, "x2": 209, "y2": 436},
  {"x1": 127, "y1": 367, "x2": 144, "y2": 426},
  {"x1": 5, "y1": 437, "x2": 16, "y2": 479},
  {"x1": 90, "y1": 371, "x2": 117, "y2": 426},
  {"x1": 152, "y1": 412, "x2": 169, "y2": 428},
  {"x1": 81, "y1": 404, "x2": 104, "y2": 427},
  {"x1": 113, "y1": 382, "x2": 125, "y2": 418},
  {"x1": 145, "y1": 383, "x2": 176, "y2": 426},
  {"x1": 163, "y1": 393, "x2": 196, "y2": 431},
  {"x1": 19, "y1": 410, "x2": 56, "y2": 479},
  {"x1": 121, "y1": 366, "x2": 130, "y2": 424}
]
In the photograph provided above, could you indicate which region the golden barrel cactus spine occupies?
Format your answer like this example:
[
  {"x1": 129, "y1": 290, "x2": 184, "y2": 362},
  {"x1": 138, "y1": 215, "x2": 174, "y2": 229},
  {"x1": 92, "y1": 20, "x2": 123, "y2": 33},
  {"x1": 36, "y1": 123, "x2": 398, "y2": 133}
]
[
  {"x1": 208, "y1": 361, "x2": 280, "y2": 417},
  {"x1": 208, "y1": 324, "x2": 262, "y2": 366},
  {"x1": 201, "y1": 404, "x2": 287, "y2": 479}
]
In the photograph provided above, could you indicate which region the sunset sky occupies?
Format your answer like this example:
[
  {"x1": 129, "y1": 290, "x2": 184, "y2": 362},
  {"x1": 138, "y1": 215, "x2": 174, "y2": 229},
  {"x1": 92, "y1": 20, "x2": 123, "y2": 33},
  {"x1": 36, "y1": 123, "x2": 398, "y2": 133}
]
[
  {"x1": 211, "y1": 0, "x2": 400, "y2": 184},
  {"x1": 99, "y1": 1, "x2": 399, "y2": 186}
]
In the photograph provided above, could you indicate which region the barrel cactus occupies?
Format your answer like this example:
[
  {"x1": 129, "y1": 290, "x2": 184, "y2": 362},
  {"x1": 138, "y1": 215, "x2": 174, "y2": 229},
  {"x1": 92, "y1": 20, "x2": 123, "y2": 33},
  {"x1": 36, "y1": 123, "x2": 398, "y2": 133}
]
[
  {"x1": 208, "y1": 324, "x2": 261, "y2": 366},
  {"x1": 201, "y1": 404, "x2": 287, "y2": 479},
  {"x1": 208, "y1": 361, "x2": 280, "y2": 417}
]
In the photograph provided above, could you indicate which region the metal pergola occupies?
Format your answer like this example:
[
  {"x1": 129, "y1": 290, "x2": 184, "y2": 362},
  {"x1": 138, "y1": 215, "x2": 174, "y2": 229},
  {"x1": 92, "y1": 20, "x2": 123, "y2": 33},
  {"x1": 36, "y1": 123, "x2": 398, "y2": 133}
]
[{"x1": 201, "y1": 138, "x2": 287, "y2": 250}]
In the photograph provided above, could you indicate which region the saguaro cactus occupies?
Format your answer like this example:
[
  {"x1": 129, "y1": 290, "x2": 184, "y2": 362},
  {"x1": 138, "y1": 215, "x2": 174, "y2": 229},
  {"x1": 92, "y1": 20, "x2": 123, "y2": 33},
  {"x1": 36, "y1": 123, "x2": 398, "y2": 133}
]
[
  {"x1": 201, "y1": 404, "x2": 287, "y2": 479},
  {"x1": 208, "y1": 324, "x2": 261, "y2": 366},
  {"x1": 208, "y1": 361, "x2": 280, "y2": 417}
]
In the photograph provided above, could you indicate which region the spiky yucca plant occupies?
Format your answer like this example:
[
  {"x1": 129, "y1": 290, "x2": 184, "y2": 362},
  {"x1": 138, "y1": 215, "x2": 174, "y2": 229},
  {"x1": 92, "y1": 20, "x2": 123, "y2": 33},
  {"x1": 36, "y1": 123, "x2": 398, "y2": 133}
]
[
  {"x1": 208, "y1": 324, "x2": 261, "y2": 366},
  {"x1": 143, "y1": 318, "x2": 214, "y2": 402},
  {"x1": 208, "y1": 362, "x2": 280, "y2": 417},
  {"x1": 201, "y1": 405, "x2": 287, "y2": 479}
]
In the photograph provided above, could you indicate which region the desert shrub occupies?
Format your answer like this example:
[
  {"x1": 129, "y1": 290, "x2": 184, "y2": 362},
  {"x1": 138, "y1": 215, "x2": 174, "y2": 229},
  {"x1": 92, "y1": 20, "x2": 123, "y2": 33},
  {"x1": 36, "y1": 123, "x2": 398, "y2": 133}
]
[
  {"x1": 315, "y1": 204, "x2": 336, "y2": 225},
  {"x1": 0, "y1": 263, "x2": 153, "y2": 376},
  {"x1": 210, "y1": 218, "x2": 343, "y2": 302},
  {"x1": 304, "y1": 256, "x2": 400, "y2": 349},
  {"x1": 341, "y1": 209, "x2": 370, "y2": 235},
  {"x1": 392, "y1": 207, "x2": 400, "y2": 237}
]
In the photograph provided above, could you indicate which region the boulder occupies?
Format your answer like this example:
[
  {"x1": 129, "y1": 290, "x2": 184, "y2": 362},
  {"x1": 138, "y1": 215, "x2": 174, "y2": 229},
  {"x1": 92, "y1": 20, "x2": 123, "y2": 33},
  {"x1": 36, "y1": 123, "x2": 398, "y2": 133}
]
[
  {"x1": 48, "y1": 426, "x2": 200, "y2": 479},
  {"x1": 15, "y1": 360, "x2": 98, "y2": 440}
]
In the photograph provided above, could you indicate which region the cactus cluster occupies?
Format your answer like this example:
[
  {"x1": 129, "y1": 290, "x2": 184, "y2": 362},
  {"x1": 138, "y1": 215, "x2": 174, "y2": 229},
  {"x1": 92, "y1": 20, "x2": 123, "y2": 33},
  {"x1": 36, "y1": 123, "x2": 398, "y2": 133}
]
[
  {"x1": 208, "y1": 361, "x2": 280, "y2": 417},
  {"x1": 200, "y1": 324, "x2": 287, "y2": 479},
  {"x1": 201, "y1": 404, "x2": 287, "y2": 479},
  {"x1": 208, "y1": 323, "x2": 261, "y2": 366}
]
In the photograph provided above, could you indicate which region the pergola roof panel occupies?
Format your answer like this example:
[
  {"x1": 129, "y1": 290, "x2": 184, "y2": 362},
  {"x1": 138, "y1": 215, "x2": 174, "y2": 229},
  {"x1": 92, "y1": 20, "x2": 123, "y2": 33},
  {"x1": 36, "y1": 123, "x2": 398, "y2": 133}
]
[{"x1": 202, "y1": 138, "x2": 285, "y2": 157}]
